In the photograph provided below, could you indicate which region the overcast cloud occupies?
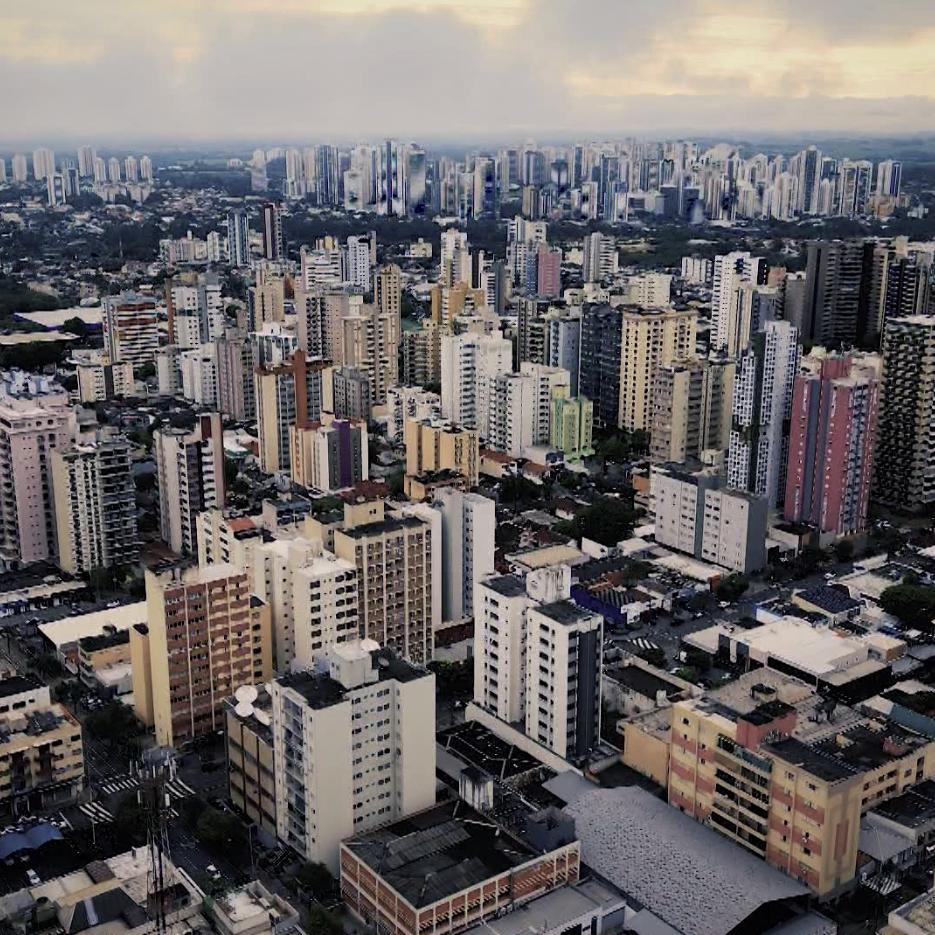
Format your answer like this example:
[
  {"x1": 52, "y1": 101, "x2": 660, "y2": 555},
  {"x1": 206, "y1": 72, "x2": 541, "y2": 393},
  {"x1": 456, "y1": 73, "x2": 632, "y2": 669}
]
[{"x1": 1, "y1": 0, "x2": 934, "y2": 143}]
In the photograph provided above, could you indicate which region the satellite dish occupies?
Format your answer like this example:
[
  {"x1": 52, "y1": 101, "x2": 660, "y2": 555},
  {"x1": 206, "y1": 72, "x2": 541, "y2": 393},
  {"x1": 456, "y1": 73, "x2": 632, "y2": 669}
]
[
  {"x1": 253, "y1": 709, "x2": 271, "y2": 727},
  {"x1": 235, "y1": 701, "x2": 254, "y2": 718},
  {"x1": 235, "y1": 685, "x2": 258, "y2": 704}
]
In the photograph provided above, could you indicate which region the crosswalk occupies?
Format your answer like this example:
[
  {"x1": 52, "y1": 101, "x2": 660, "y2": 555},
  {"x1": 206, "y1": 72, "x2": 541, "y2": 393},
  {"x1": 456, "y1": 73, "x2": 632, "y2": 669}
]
[
  {"x1": 78, "y1": 802, "x2": 114, "y2": 824},
  {"x1": 99, "y1": 776, "x2": 197, "y2": 801},
  {"x1": 100, "y1": 777, "x2": 138, "y2": 795}
]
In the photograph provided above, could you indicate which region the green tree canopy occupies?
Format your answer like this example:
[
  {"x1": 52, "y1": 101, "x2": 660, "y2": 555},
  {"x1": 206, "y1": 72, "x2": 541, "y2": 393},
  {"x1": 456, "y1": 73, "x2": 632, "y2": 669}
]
[{"x1": 879, "y1": 584, "x2": 935, "y2": 629}]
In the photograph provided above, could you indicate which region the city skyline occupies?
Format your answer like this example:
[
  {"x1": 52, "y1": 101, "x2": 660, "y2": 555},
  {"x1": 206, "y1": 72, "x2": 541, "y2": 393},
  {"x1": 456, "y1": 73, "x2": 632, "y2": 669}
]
[{"x1": 2, "y1": 0, "x2": 935, "y2": 140}]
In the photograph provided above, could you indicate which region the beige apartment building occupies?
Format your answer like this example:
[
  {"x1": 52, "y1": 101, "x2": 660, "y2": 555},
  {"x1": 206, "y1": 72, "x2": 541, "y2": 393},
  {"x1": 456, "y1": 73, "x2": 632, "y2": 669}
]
[
  {"x1": 627, "y1": 670, "x2": 935, "y2": 898},
  {"x1": 333, "y1": 501, "x2": 436, "y2": 663},
  {"x1": 0, "y1": 675, "x2": 84, "y2": 816},
  {"x1": 130, "y1": 563, "x2": 272, "y2": 747},
  {"x1": 618, "y1": 306, "x2": 697, "y2": 431},
  {"x1": 225, "y1": 687, "x2": 276, "y2": 839},
  {"x1": 403, "y1": 418, "x2": 478, "y2": 496}
]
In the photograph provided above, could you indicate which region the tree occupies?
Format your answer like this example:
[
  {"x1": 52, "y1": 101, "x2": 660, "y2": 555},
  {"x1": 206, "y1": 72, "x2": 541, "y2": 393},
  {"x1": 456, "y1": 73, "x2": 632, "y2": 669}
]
[
  {"x1": 224, "y1": 457, "x2": 240, "y2": 489},
  {"x1": 62, "y1": 317, "x2": 88, "y2": 339},
  {"x1": 716, "y1": 574, "x2": 749, "y2": 603},
  {"x1": 302, "y1": 906, "x2": 342, "y2": 935},
  {"x1": 880, "y1": 584, "x2": 935, "y2": 629},
  {"x1": 556, "y1": 496, "x2": 639, "y2": 546},
  {"x1": 135, "y1": 362, "x2": 155, "y2": 380},
  {"x1": 388, "y1": 470, "x2": 405, "y2": 495},
  {"x1": 195, "y1": 809, "x2": 246, "y2": 856},
  {"x1": 832, "y1": 539, "x2": 855, "y2": 562},
  {"x1": 86, "y1": 702, "x2": 142, "y2": 749},
  {"x1": 295, "y1": 861, "x2": 335, "y2": 898},
  {"x1": 427, "y1": 660, "x2": 472, "y2": 698}
]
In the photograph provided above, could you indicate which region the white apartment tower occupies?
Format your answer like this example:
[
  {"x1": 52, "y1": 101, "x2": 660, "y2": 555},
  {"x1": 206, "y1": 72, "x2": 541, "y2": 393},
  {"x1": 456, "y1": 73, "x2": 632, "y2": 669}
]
[
  {"x1": 711, "y1": 252, "x2": 766, "y2": 355},
  {"x1": 154, "y1": 413, "x2": 225, "y2": 555},
  {"x1": 440, "y1": 332, "x2": 512, "y2": 434},
  {"x1": 271, "y1": 641, "x2": 435, "y2": 872},
  {"x1": 345, "y1": 235, "x2": 371, "y2": 290}
]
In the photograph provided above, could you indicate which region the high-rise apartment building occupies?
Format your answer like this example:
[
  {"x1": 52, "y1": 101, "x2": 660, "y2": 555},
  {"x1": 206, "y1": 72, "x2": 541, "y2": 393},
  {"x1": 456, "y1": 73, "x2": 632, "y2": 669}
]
[
  {"x1": 536, "y1": 245, "x2": 562, "y2": 298},
  {"x1": 255, "y1": 352, "x2": 331, "y2": 474},
  {"x1": 77, "y1": 145, "x2": 95, "y2": 177},
  {"x1": 0, "y1": 379, "x2": 73, "y2": 567},
  {"x1": 525, "y1": 596, "x2": 604, "y2": 761},
  {"x1": 784, "y1": 354, "x2": 879, "y2": 535},
  {"x1": 168, "y1": 275, "x2": 224, "y2": 347},
  {"x1": 215, "y1": 328, "x2": 256, "y2": 421},
  {"x1": 333, "y1": 501, "x2": 436, "y2": 663},
  {"x1": 427, "y1": 488, "x2": 494, "y2": 624},
  {"x1": 260, "y1": 202, "x2": 283, "y2": 261},
  {"x1": 401, "y1": 321, "x2": 441, "y2": 388},
  {"x1": 386, "y1": 387, "x2": 441, "y2": 444},
  {"x1": 801, "y1": 240, "x2": 868, "y2": 346},
  {"x1": 618, "y1": 306, "x2": 697, "y2": 431},
  {"x1": 252, "y1": 535, "x2": 330, "y2": 669},
  {"x1": 711, "y1": 252, "x2": 767, "y2": 354},
  {"x1": 52, "y1": 439, "x2": 139, "y2": 574},
  {"x1": 582, "y1": 232, "x2": 618, "y2": 282},
  {"x1": 227, "y1": 210, "x2": 250, "y2": 267},
  {"x1": 247, "y1": 267, "x2": 286, "y2": 332},
  {"x1": 439, "y1": 228, "x2": 471, "y2": 286},
  {"x1": 131, "y1": 563, "x2": 272, "y2": 747},
  {"x1": 728, "y1": 321, "x2": 800, "y2": 507},
  {"x1": 874, "y1": 316, "x2": 935, "y2": 512},
  {"x1": 404, "y1": 418, "x2": 479, "y2": 492},
  {"x1": 11, "y1": 155, "x2": 27, "y2": 183},
  {"x1": 270, "y1": 641, "x2": 435, "y2": 872},
  {"x1": 289, "y1": 419, "x2": 369, "y2": 493},
  {"x1": 652, "y1": 463, "x2": 768, "y2": 573},
  {"x1": 430, "y1": 283, "x2": 487, "y2": 330},
  {"x1": 374, "y1": 263, "x2": 402, "y2": 321},
  {"x1": 550, "y1": 388, "x2": 594, "y2": 462},
  {"x1": 474, "y1": 565, "x2": 603, "y2": 761},
  {"x1": 440, "y1": 332, "x2": 512, "y2": 435},
  {"x1": 103, "y1": 292, "x2": 159, "y2": 364},
  {"x1": 331, "y1": 366, "x2": 371, "y2": 421},
  {"x1": 154, "y1": 413, "x2": 225, "y2": 555},
  {"x1": 344, "y1": 235, "x2": 371, "y2": 291},
  {"x1": 545, "y1": 308, "x2": 581, "y2": 395},
  {"x1": 649, "y1": 357, "x2": 736, "y2": 463},
  {"x1": 32, "y1": 147, "x2": 55, "y2": 181},
  {"x1": 76, "y1": 355, "x2": 135, "y2": 403},
  {"x1": 579, "y1": 304, "x2": 622, "y2": 428}
]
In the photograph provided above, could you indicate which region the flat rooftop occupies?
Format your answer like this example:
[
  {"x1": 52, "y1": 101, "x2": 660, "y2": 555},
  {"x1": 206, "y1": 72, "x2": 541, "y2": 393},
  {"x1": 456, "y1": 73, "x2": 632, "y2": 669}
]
[
  {"x1": 343, "y1": 799, "x2": 538, "y2": 908},
  {"x1": 0, "y1": 676, "x2": 42, "y2": 700},
  {"x1": 608, "y1": 664, "x2": 682, "y2": 701},
  {"x1": 276, "y1": 671, "x2": 346, "y2": 710},
  {"x1": 481, "y1": 574, "x2": 527, "y2": 599},
  {"x1": 507, "y1": 543, "x2": 586, "y2": 570},
  {"x1": 39, "y1": 603, "x2": 146, "y2": 649},
  {"x1": 438, "y1": 721, "x2": 545, "y2": 781},
  {"x1": 534, "y1": 599, "x2": 596, "y2": 627},
  {"x1": 566, "y1": 786, "x2": 808, "y2": 935},
  {"x1": 871, "y1": 780, "x2": 935, "y2": 829}
]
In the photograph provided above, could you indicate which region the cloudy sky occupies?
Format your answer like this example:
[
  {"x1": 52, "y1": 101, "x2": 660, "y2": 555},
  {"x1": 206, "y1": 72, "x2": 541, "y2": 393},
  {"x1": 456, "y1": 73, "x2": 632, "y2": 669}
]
[{"x1": 2, "y1": 0, "x2": 934, "y2": 143}]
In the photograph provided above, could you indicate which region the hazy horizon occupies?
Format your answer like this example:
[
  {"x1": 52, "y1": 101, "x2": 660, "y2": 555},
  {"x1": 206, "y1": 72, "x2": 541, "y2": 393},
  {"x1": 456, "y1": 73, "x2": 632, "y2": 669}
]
[{"x1": 2, "y1": 0, "x2": 934, "y2": 143}]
